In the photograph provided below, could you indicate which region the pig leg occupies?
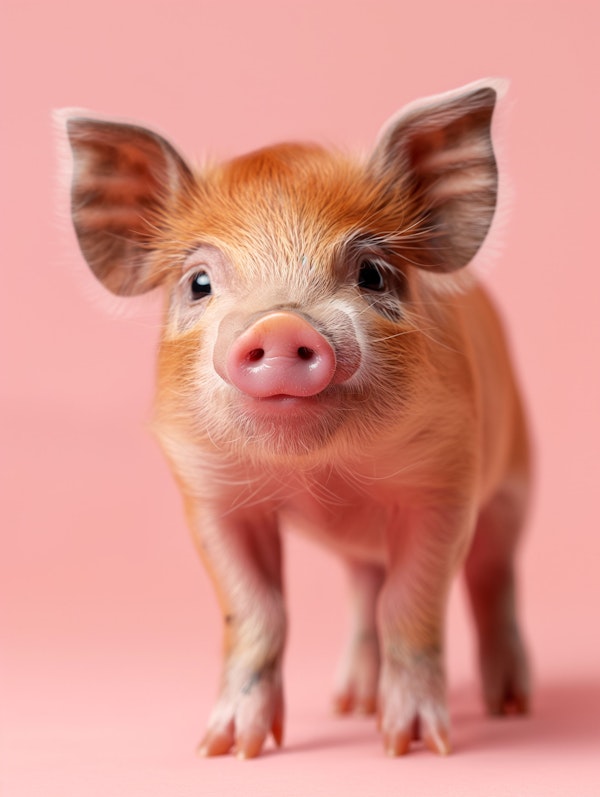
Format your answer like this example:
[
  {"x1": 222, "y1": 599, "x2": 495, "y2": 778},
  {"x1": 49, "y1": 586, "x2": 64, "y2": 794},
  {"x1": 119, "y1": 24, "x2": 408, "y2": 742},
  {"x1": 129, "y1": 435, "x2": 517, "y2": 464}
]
[
  {"x1": 465, "y1": 488, "x2": 530, "y2": 715},
  {"x1": 186, "y1": 502, "x2": 286, "y2": 759},
  {"x1": 333, "y1": 560, "x2": 384, "y2": 715},
  {"x1": 377, "y1": 505, "x2": 472, "y2": 756}
]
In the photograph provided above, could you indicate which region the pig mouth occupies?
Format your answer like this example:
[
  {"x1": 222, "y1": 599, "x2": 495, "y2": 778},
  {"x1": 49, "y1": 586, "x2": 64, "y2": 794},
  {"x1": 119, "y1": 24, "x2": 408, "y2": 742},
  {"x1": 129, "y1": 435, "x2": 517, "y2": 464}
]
[
  {"x1": 229, "y1": 389, "x2": 346, "y2": 455},
  {"x1": 237, "y1": 391, "x2": 336, "y2": 416},
  {"x1": 254, "y1": 394, "x2": 320, "y2": 403},
  {"x1": 240, "y1": 383, "x2": 342, "y2": 402}
]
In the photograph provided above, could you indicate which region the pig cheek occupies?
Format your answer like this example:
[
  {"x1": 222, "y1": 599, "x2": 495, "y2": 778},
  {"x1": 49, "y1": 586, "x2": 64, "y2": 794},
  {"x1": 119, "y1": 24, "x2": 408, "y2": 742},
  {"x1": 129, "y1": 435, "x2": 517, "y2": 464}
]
[
  {"x1": 356, "y1": 315, "x2": 419, "y2": 413},
  {"x1": 157, "y1": 323, "x2": 221, "y2": 430}
]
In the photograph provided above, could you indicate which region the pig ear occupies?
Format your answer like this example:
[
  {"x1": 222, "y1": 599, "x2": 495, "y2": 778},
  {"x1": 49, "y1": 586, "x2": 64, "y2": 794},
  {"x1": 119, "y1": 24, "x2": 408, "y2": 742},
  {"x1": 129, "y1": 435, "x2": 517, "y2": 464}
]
[
  {"x1": 370, "y1": 80, "x2": 502, "y2": 273},
  {"x1": 63, "y1": 115, "x2": 194, "y2": 296}
]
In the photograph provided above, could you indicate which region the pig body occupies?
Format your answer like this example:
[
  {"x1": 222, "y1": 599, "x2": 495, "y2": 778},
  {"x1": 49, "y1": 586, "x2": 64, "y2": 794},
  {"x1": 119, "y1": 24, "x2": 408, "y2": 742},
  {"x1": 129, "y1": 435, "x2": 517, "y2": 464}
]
[{"x1": 64, "y1": 80, "x2": 530, "y2": 758}]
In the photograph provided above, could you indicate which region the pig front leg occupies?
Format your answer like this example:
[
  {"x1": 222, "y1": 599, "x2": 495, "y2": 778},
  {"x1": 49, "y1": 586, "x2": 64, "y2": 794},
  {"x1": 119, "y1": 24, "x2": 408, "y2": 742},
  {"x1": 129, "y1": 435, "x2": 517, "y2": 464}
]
[
  {"x1": 333, "y1": 560, "x2": 383, "y2": 715},
  {"x1": 186, "y1": 501, "x2": 286, "y2": 759},
  {"x1": 377, "y1": 504, "x2": 473, "y2": 756}
]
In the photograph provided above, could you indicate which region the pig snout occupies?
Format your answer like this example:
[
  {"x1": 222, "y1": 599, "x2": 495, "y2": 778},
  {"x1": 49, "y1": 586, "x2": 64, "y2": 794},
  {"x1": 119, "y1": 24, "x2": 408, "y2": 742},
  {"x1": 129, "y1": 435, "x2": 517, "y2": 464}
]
[{"x1": 217, "y1": 311, "x2": 337, "y2": 398}]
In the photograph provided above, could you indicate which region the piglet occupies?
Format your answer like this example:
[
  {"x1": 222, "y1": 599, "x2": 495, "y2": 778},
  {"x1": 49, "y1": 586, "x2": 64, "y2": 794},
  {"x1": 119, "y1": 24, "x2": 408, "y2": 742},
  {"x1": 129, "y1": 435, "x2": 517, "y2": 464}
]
[{"x1": 62, "y1": 79, "x2": 530, "y2": 758}]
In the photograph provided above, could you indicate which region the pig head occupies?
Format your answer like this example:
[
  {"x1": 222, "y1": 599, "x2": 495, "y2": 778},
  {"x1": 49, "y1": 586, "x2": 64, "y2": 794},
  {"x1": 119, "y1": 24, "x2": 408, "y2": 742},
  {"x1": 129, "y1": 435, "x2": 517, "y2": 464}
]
[{"x1": 62, "y1": 80, "x2": 530, "y2": 758}]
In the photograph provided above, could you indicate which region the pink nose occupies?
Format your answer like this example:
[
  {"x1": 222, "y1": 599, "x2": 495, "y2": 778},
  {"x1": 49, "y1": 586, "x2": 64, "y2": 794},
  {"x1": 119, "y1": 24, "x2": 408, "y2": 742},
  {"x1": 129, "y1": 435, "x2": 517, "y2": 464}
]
[{"x1": 224, "y1": 312, "x2": 337, "y2": 398}]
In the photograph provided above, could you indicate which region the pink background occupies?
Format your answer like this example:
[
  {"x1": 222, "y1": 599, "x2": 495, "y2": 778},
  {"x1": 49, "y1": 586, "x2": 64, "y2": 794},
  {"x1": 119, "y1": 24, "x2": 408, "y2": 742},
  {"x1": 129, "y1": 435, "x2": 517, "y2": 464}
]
[{"x1": 2, "y1": 1, "x2": 599, "y2": 794}]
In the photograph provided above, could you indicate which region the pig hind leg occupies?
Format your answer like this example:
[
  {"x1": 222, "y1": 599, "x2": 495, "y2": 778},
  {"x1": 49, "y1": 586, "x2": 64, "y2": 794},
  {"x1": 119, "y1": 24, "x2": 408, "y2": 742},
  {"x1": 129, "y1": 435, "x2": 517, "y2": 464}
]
[
  {"x1": 465, "y1": 487, "x2": 530, "y2": 715},
  {"x1": 333, "y1": 561, "x2": 384, "y2": 715}
]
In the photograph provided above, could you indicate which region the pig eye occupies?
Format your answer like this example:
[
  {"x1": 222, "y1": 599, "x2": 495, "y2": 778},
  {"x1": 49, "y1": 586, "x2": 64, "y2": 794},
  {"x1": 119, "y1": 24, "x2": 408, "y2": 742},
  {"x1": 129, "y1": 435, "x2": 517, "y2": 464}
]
[
  {"x1": 358, "y1": 260, "x2": 385, "y2": 292},
  {"x1": 189, "y1": 270, "x2": 212, "y2": 300}
]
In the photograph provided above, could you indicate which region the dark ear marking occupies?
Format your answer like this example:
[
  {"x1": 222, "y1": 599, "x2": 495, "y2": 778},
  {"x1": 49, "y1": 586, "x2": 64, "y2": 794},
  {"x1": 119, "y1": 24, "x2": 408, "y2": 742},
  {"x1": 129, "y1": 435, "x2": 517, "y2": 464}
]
[
  {"x1": 66, "y1": 117, "x2": 193, "y2": 296},
  {"x1": 370, "y1": 81, "x2": 501, "y2": 273}
]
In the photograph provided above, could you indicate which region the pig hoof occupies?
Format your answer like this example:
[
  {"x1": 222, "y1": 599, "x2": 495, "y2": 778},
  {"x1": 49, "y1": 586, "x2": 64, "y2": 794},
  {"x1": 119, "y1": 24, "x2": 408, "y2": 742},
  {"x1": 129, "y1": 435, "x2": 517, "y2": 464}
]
[
  {"x1": 333, "y1": 630, "x2": 380, "y2": 715},
  {"x1": 333, "y1": 692, "x2": 377, "y2": 715},
  {"x1": 381, "y1": 714, "x2": 451, "y2": 757},
  {"x1": 197, "y1": 672, "x2": 284, "y2": 759},
  {"x1": 480, "y1": 632, "x2": 530, "y2": 716},
  {"x1": 383, "y1": 722, "x2": 451, "y2": 757},
  {"x1": 198, "y1": 728, "x2": 271, "y2": 760},
  {"x1": 378, "y1": 659, "x2": 450, "y2": 756},
  {"x1": 197, "y1": 726, "x2": 234, "y2": 757}
]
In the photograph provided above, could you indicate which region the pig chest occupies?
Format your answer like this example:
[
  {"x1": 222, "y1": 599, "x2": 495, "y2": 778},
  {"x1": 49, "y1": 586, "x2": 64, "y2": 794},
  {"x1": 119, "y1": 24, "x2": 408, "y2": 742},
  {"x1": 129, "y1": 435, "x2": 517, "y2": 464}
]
[{"x1": 256, "y1": 466, "x2": 392, "y2": 565}]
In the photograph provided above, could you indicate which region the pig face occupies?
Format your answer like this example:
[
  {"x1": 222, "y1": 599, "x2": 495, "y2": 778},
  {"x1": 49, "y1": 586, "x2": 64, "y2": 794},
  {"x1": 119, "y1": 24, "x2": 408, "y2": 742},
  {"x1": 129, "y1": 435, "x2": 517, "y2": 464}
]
[
  {"x1": 64, "y1": 82, "x2": 499, "y2": 464},
  {"x1": 152, "y1": 146, "x2": 432, "y2": 461}
]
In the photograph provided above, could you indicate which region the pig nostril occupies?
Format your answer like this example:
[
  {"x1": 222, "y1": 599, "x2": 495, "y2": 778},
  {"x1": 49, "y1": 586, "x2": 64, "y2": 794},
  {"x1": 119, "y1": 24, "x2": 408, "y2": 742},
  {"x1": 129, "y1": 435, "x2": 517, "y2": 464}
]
[
  {"x1": 248, "y1": 346, "x2": 315, "y2": 362},
  {"x1": 247, "y1": 348, "x2": 264, "y2": 362},
  {"x1": 297, "y1": 346, "x2": 314, "y2": 361}
]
